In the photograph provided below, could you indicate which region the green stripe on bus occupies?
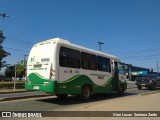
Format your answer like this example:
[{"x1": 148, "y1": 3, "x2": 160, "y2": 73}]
[
  {"x1": 59, "y1": 74, "x2": 81, "y2": 83},
  {"x1": 26, "y1": 73, "x2": 117, "y2": 94}
]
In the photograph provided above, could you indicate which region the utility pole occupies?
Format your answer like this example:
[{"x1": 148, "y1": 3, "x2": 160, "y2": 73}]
[
  {"x1": 14, "y1": 64, "x2": 16, "y2": 90},
  {"x1": 24, "y1": 55, "x2": 28, "y2": 79},
  {"x1": 0, "y1": 13, "x2": 9, "y2": 32},
  {"x1": 157, "y1": 61, "x2": 159, "y2": 77},
  {"x1": 98, "y1": 42, "x2": 104, "y2": 52},
  {"x1": 24, "y1": 54, "x2": 28, "y2": 65}
]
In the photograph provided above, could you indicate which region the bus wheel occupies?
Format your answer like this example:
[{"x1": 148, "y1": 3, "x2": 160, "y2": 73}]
[
  {"x1": 151, "y1": 83, "x2": 157, "y2": 90},
  {"x1": 81, "y1": 86, "x2": 92, "y2": 100},
  {"x1": 56, "y1": 94, "x2": 68, "y2": 99},
  {"x1": 117, "y1": 84, "x2": 124, "y2": 96},
  {"x1": 138, "y1": 85, "x2": 142, "y2": 90}
]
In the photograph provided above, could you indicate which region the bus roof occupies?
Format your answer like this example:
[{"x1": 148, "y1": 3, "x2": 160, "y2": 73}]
[{"x1": 35, "y1": 38, "x2": 120, "y2": 62}]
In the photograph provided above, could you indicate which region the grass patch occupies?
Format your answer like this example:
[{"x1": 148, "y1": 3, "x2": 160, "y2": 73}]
[{"x1": 0, "y1": 81, "x2": 25, "y2": 89}]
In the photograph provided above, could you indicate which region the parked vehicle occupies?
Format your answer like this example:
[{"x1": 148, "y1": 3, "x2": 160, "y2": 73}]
[{"x1": 135, "y1": 74, "x2": 160, "y2": 90}]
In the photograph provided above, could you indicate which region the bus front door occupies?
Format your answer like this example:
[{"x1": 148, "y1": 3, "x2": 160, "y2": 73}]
[{"x1": 112, "y1": 62, "x2": 119, "y2": 91}]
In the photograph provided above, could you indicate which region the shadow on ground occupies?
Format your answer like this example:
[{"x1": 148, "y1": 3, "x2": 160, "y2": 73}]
[{"x1": 36, "y1": 91, "x2": 138, "y2": 105}]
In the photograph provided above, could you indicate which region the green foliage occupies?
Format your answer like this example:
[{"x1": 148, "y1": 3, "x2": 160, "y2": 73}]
[
  {"x1": 0, "y1": 31, "x2": 10, "y2": 69},
  {"x1": 5, "y1": 65, "x2": 14, "y2": 78},
  {"x1": 16, "y1": 63, "x2": 25, "y2": 77},
  {"x1": 5, "y1": 62, "x2": 26, "y2": 78},
  {"x1": 0, "y1": 31, "x2": 6, "y2": 43},
  {"x1": 0, "y1": 82, "x2": 25, "y2": 89}
]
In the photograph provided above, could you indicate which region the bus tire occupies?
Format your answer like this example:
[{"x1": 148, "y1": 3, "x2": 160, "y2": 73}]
[
  {"x1": 117, "y1": 84, "x2": 124, "y2": 96},
  {"x1": 138, "y1": 85, "x2": 142, "y2": 90},
  {"x1": 56, "y1": 94, "x2": 68, "y2": 99},
  {"x1": 151, "y1": 83, "x2": 157, "y2": 90},
  {"x1": 81, "y1": 85, "x2": 92, "y2": 100}
]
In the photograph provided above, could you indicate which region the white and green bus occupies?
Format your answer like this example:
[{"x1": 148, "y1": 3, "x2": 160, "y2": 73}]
[{"x1": 25, "y1": 38, "x2": 127, "y2": 99}]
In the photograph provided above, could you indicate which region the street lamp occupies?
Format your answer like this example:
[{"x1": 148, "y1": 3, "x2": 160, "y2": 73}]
[
  {"x1": 24, "y1": 54, "x2": 28, "y2": 65},
  {"x1": 98, "y1": 41, "x2": 104, "y2": 52},
  {"x1": 14, "y1": 64, "x2": 16, "y2": 90},
  {"x1": 24, "y1": 54, "x2": 28, "y2": 79},
  {"x1": 157, "y1": 61, "x2": 159, "y2": 77},
  {"x1": 0, "y1": 13, "x2": 9, "y2": 32}
]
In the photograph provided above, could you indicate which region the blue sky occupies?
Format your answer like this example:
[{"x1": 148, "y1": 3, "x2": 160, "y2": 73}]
[{"x1": 0, "y1": 0, "x2": 160, "y2": 71}]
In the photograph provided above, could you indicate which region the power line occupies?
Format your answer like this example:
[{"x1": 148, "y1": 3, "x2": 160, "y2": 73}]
[
  {"x1": 113, "y1": 48, "x2": 160, "y2": 55},
  {"x1": 122, "y1": 57, "x2": 160, "y2": 61},
  {"x1": 6, "y1": 36, "x2": 35, "y2": 45},
  {"x1": 120, "y1": 54, "x2": 160, "y2": 59},
  {"x1": 4, "y1": 46, "x2": 29, "y2": 53},
  {"x1": 3, "y1": 35, "x2": 160, "y2": 66},
  {"x1": 112, "y1": 47, "x2": 160, "y2": 61},
  {"x1": 2, "y1": 36, "x2": 33, "y2": 53},
  {"x1": 4, "y1": 35, "x2": 160, "y2": 58}
]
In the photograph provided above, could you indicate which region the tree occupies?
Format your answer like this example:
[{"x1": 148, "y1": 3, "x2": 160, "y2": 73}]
[
  {"x1": 5, "y1": 62, "x2": 26, "y2": 79},
  {"x1": 4, "y1": 65, "x2": 14, "y2": 78},
  {"x1": 16, "y1": 63, "x2": 25, "y2": 77},
  {"x1": 0, "y1": 31, "x2": 10, "y2": 69}
]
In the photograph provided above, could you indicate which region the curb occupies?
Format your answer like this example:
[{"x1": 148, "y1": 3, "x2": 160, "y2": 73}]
[
  {"x1": 127, "y1": 87, "x2": 137, "y2": 89},
  {"x1": 1, "y1": 89, "x2": 159, "y2": 102},
  {"x1": 0, "y1": 86, "x2": 137, "y2": 94},
  {"x1": 0, "y1": 90, "x2": 32, "y2": 94},
  {"x1": 0, "y1": 87, "x2": 137, "y2": 94},
  {"x1": 140, "y1": 90, "x2": 160, "y2": 96},
  {"x1": 0, "y1": 94, "x2": 53, "y2": 102}
]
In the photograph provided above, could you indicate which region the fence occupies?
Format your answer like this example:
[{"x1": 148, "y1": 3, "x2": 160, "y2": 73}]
[{"x1": 0, "y1": 81, "x2": 25, "y2": 89}]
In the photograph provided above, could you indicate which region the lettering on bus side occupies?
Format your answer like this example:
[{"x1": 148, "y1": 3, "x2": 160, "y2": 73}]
[
  {"x1": 98, "y1": 76, "x2": 104, "y2": 79},
  {"x1": 30, "y1": 56, "x2": 35, "y2": 63},
  {"x1": 75, "y1": 70, "x2": 79, "y2": 73},
  {"x1": 41, "y1": 58, "x2": 50, "y2": 62},
  {"x1": 63, "y1": 70, "x2": 79, "y2": 74},
  {"x1": 64, "y1": 70, "x2": 69, "y2": 73},
  {"x1": 29, "y1": 68, "x2": 47, "y2": 70},
  {"x1": 90, "y1": 73, "x2": 109, "y2": 77}
]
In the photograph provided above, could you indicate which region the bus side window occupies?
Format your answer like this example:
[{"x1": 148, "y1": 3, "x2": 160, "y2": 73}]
[
  {"x1": 63, "y1": 57, "x2": 69, "y2": 67},
  {"x1": 118, "y1": 63, "x2": 125, "y2": 75},
  {"x1": 97, "y1": 56, "x2": 111, "y2": 72},
  {"x1": 59, "y1": 47, "x2": 80, "y2": 68},
  {"x1": 81, "y1": 52, "x2": 97, "y2": 70}
]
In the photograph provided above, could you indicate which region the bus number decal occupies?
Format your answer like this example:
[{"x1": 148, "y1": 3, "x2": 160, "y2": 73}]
[{"x1": 41, "y1": 58, "x2": 50, "y2": 62}]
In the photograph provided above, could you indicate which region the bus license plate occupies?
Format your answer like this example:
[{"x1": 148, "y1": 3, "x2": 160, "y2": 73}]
[{"x1": 33, "y1": 86, "x2": 39, "y2": 90}]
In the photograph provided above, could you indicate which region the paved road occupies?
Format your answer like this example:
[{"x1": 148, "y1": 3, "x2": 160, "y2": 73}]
[
  {"x1": 0, "y1": 82, "x2": 159, "y2": 102},
  {"x1": 0, "y1": 91, "x2": 52, "y2": 101},
  {"x1": 0, "y1": 81, "x2": 137, "y2": 101},
  {"x1": 1, "y1": 82, "x2": 160, "y2": 120},
  {"x1": 0, "y1": 88, "x2": 160, "y2": 120},
  {"x1": 0, "y1": 88, "x2": 160, "y2": 111}
]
